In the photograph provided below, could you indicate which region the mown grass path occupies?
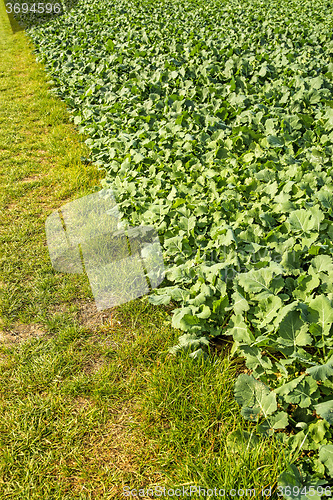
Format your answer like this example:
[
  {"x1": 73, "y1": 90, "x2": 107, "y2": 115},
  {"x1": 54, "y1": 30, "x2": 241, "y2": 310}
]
[
  {"x1": 0, "y1": 4, "x2": 295, "y2": 499},
  {"x1": 0, "y1": 2, "x2": 102, "y2": 331}
]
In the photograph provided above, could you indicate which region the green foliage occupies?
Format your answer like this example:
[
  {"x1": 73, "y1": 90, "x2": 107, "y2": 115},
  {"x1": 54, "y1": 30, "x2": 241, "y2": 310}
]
[
  {"x1": 26, "y1": 0, "x2": 333, "y2": 490},
  {"x1": 234, "y1": 374, "x2": 277, "y2": 421}
]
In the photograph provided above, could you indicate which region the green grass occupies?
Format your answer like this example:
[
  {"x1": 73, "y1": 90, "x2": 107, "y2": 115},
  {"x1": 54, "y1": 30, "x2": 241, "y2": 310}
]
[{"x1": 0, "y1": 3, "x2": 297, "y2": 499}]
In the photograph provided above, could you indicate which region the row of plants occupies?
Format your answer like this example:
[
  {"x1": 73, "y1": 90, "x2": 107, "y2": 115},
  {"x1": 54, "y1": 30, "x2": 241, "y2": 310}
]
[{"x1": 21, "y1": 0, "x2": 333, "y2": 492}]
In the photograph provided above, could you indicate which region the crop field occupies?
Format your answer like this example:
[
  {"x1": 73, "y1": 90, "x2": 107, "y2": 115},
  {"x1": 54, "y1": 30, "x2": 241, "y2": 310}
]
[{"x1": 4, "y1": 0, "x2": 333, "y2": 494}]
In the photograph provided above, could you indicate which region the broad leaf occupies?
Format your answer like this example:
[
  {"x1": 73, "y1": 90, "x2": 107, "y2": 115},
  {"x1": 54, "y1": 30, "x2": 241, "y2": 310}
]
[
  {"x1": 319, "y1": 444, "x2": 333, "y2": 476},
  {"x1": 315, "y1": 400, "x2": 333, "y2": 424},
  {"x1": 276, "y1": 310, "x2": 312, "y2": 348},
  {"x1": 275, "y1": 375, "x2": 320, "y2": 408},
  {"x1": 306, "y1": 359, "x2": 333, "y2": 381},
  {"x1": 234, "y1": 374, "x2": 277, "y2": 420},
  {"x1": 287, "y1": 210, "x2": 315, "y2": 233}
]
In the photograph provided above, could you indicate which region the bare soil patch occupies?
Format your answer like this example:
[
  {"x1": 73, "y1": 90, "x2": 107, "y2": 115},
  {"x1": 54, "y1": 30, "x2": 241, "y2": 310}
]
[{"x1": 0, "y1": 322, "x2": 47, "y2": 343}]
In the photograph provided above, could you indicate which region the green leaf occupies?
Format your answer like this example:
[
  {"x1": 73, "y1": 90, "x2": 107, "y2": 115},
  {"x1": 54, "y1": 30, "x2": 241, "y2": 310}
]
[
  {"x1": 255, "y1": 295, "x2": 282, "y2": 328},
  {"x1": 287, "y1": 210, "x2": 316, "y2": 233},
  {"x1": 189, "y1": 348, "x2": 208, "y2": 360},
  {"x1": 172, "y1": 307, "x2": 201, "y2": 331},
  {"x1": 278, "y1": 464, "x2": 301, "y2": 486},
  {"x1": 316, "y1": 188, "x2": 333, "y2": 211},
  {"x1": 315, "y1": 400, "x2": 333, "y2": 424},
  {"x1": 269, "y1": 411, "x2": 289, "y2": 430},
  {"x1": 267, "y1": 135, "x2": 284, "y2": 148},
  {"x1": 309, "y1": 254, "x2": 333, "y2": 275},
  {"x1": 238, "y1": 345, "x2": 273, "y2": 373},
  {"x1": 306, "y1": 359, "x2": 333, "y2": 381},
  {"x1": 168, "y1": 333, "x2": 209, "y2": 355},
  {"x1": 275, "y1": 375, "x2": 320, "y2": 408},
  {"x1": 257, "y1": 411, "x2": 289, "y2": 436},
  {"x1": 276, "y1": 310, "x2": 312, "y2": 348},
  {"x1": 148, "y1": 293, "x2": 171, "y2": 305},
  {"x1": 308, "y1": 295, "x2": 333, "y2": 330},
  {"x1": 319, "y1": 444, "x2": 333, "y2": 476},
  {"x1": 238, "y1": 268, "x2": 274, "y2": 296},
  {"x1": 226, "y1": 315, "x2": 254, "y2": 344},
  {"x1": 278, "y1": 462, "x2": 324, "y2": 498},
  {"x1": 293, "y1": 274, "x2": 320, "y2": 301},
  {"x1": 308, "y1": 418, "x2": 329, "y2": 443},
  {"x1": 234, "y1": 374, "x2": 277, "y2": 421},
  {"x1": 197, "y1": 304, "x2": 211, "y2": 319}
]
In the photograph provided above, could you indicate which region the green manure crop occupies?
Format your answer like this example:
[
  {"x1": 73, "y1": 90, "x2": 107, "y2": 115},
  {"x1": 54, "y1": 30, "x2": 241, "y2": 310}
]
[{"x1": 25, "y1": 0, "x2": 333, "y2": 491}]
